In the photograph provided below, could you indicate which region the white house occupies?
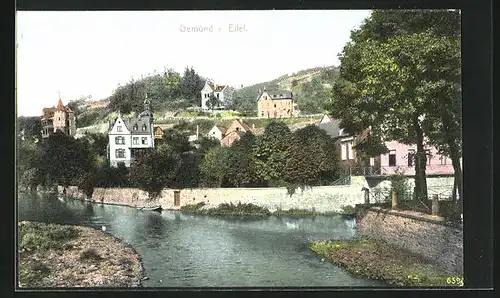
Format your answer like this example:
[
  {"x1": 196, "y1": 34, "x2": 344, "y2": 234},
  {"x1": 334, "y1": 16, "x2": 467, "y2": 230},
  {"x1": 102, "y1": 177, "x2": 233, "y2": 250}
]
[
  {"x1": 206, "y1": 125, "x2": 226, "y2": 141},
  {"x1": 200, "y1": 81, "x2": 233, "y2": 110},
  {"x1": 108, "y1": 97, "x2": 155, "y2": 167}
]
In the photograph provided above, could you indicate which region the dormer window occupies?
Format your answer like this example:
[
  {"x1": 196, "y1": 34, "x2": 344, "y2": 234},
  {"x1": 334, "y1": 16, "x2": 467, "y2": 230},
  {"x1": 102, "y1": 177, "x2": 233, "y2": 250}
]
[
  {"x1": 142, "y1": 124, "x2": 147, "y2": 131},
  {"x1": 133, "y1": 124, "x2": 138, "y2": 131}
]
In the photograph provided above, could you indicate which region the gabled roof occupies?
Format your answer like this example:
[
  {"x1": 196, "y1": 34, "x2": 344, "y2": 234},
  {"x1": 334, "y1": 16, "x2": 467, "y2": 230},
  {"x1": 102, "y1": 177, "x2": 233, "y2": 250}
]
[
  {"x1": 238, "y1": 121, "x2": 253, "y2": 132},
  {"x1": 210, "y1": 125, "x2": 227, "y2": 134},
  {"x1": 316, "y1": 119, "x2": 344, "y2": 139},
  {"x1": 214, "y1": 85, "x2": 227, "y2": 92},
  {"x1": 257, "y1": 90, "x2": 293, "y2": 101}
]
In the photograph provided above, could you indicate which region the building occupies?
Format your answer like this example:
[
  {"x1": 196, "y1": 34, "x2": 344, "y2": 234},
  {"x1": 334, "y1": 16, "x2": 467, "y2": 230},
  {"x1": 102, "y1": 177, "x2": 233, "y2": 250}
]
[
  {"x1": 107, "y1": 96, "x2": 155, "y2": 167},
  {"x1": 41, "y1": 96, "x2": 76, "y2": 139},
  {"x1": 316, "y1": 114, "x2": 454, "y2": 177},
  {"x1": 380, "y1": 141, "x2": 455, "y2": 176},
  {"x1": 257, "y1": 89, "x2": 297, "y2": 118},
  {"x1": 220, "y1": 119, "x2": 254, "y2": 147},
  {"x1": 200, "y1": 81, "x2": 233, "y2": 110},
  {"x1": 206, "y1": 125, "x2": 227, "y2": 141}
]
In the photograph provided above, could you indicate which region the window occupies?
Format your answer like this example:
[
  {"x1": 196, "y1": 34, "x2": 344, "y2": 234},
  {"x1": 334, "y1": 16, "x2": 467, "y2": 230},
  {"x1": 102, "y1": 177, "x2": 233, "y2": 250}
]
[
  {"x1": 142, "y1": 137, "x2": 148, "y2": 145},
  {"x1": 117, "y1": 126, "x2": 122, "y2": 132},
  {"x1": 440, "y1": 156, "x2": 447, "y2": 165},
  {"x1": 133, "y1": 137, "x2": 139, "y2": 145},
  {"x1": 426, "y1": 149, "x2": 432, "y2": 165},
  {"x1": 142, "y1": 124, "x2": 147, "y2": 131},
  {"x1": 216, "y1": 93, "x2": 220, "y2": 98},
  {"x1": 133, "y1": 125, "x2": 138, "y2": 131},
  {"x1": 341, "y1": 143, "x2": 347, "y2": 160},
  {"x1": 274, "y1": 104, "x2": 276, "y2": 108},
  {"x1": 407, "y1": 149, "x2": 416, "y2": 167},
  {"x1": 370, "y1": 157, "x2": 375, "y2": 166},
  {"x1": 115, "y1": 149, "x2": 125, "y2": 158},
  {"x1": 261, "y1": 111, "x2": 264, "y2": 116},
  {"x1": 115, "y1": 136, "x2": 125, "y2": 145},
  {"x1": 347, "y1": 141, "x2": 354, "y2": 160},
  {"x1": 236, "y1": 127, "x2": 240, "y2": 131},
  {"x1": 389, "y1": 150, "x2": 397, "y2": 166}
]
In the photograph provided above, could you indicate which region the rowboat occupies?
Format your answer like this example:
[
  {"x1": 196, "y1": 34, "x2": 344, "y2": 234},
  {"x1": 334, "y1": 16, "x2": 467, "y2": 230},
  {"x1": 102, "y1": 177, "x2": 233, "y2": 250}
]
[{"x1": 137, "y1": 205, "x2": 162, "y2": 212}]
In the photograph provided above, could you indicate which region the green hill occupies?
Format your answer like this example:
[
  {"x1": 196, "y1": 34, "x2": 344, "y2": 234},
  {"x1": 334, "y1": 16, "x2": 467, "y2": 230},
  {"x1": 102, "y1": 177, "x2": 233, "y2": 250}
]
[
  {"x1": 68, "y1": 65, "x2": 338, "y2": 130},
  {"x1": 231, "y1": 65, "x2": 339, "y2": 115}
]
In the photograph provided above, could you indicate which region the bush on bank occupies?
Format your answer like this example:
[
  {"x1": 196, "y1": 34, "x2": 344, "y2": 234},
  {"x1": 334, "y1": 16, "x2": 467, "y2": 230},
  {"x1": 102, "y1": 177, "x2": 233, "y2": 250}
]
[{"x1": 309, "y1": 239, "x2": 463, "y2": 287}]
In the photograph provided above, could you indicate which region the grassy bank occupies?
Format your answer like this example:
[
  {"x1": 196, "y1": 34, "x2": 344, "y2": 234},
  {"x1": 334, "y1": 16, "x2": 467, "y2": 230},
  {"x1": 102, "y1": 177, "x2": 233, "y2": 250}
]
[
  {"x1": 18, "y1": 221, "x2": 143, "y2": 288},
  {"x1": 309, "y1": 239, "x2": 463, "y2": 287},
  {"x1": 180, "y1": 202, "x2": 353, "y2": 217}
]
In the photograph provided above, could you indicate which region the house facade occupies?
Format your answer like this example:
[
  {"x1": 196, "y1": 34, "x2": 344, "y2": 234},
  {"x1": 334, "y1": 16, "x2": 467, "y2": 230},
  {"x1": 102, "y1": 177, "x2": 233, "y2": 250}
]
[
  {"x1": 41, "y1": 97, "x2": 76, "y2": 139},
  {"x1": 380, "y1": 141, "x2": 455, "y2": 176},
  {"x1": 200, "y1": 81, "x2": 233, "y2": 110},
  {"x1": 219, "y1": 119, "x2": 254, "y2": 147},
  {"x1": 108, "y1": 97, "x2": 155, "y2": 167},
  {"x1": 257, "y1": 89, "x2": 297, "y2": 118},
  {"x1": 207, "y1": 125, "x2": 226, "y2": 141}
]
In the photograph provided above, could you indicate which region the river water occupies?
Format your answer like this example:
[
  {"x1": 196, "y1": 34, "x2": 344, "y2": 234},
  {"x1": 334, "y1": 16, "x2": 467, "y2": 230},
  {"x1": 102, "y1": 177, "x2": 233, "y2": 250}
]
[{"x1": 18, "y1": 193, "x2": 387, "y2": 288}]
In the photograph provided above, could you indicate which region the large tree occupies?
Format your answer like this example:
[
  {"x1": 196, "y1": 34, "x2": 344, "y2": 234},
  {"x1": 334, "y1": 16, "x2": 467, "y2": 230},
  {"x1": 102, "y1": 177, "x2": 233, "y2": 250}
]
[
  {"x1": 226, "y1": 132, "x2": 261, "y2": 187},
  {"x1": 329, "y1": 9, "x2": 461, "y2": 201},
  {"x1": 180, "y1": 67, "x2": 205, "y2": 106},
  {"x1": 284, "y1": 125, "x2": 340, "y2": 192},
  {"x1": 253, "y1": 121, "x2": 292, "y2": 186},
  {"x1": 128, "y1": 145, "x2": 182, "y2": 199}
]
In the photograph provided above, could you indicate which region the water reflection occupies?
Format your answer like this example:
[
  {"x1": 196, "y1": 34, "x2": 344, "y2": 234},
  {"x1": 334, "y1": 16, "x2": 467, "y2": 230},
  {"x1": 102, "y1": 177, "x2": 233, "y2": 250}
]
[{"x1": 18, "y1": 193, "x2": 386, "y2": 288}]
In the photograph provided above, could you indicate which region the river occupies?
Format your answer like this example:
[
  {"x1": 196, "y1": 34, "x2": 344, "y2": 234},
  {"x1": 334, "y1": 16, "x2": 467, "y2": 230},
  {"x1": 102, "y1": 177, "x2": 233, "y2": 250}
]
[{"x1": 18, "y1": 193, "x2": 387, "y2": 288}]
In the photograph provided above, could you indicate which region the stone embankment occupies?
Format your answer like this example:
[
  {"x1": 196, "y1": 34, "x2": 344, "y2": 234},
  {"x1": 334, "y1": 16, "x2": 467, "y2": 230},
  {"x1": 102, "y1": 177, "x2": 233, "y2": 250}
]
[{"x1": 18, "y1": 221, "x2": 144, "y2": 288}]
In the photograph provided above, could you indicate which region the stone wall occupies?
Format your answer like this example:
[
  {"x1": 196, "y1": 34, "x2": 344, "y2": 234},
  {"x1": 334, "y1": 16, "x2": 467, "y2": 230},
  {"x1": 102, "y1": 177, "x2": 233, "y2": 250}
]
[
  {"x1": 58, "y1": 185, "x2": 368, "y2": 213},
  {"x1": 356, "y1": 206, "x2": 463, "y2": 275}
]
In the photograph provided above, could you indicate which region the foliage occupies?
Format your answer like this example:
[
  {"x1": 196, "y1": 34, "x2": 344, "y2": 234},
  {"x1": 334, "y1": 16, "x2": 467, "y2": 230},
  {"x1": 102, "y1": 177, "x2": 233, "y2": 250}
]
[
  {"x1": 198, "y1": 146, "x2": 233, "y2": 187},
  {"x1": 390, "y1": 172, "x2": 413, "y2": 201},
  {"x1": 284, "y1": 125, "x2": 340, "y2": 192},
  {"x1": 19, "y1": 221, "x2": 80, "y2": 253},
  {"x1": 224, "y1": 133, "x2": 261, "y2": 187},
  {"x1": 180, "y1": 67, "x2": 206, "y2": 106},
  {"x1": 35, "y1": 131, "x2": 95, "y2": 188},
  {"x1": 329, "y1": 10, "x2": 461, "y2": 201},
  {"x1": 206, "y1": 94, "x2": 220, "y2": 111},
  {"x1": 17, "y1": 116, "x2": 42, "y2": 141},
  {"x1": 253, "y1": 121, "x2": 292, "y2": 184},
  {"x1": 295, "y1": 76, "x2": 334, "y2": 114},
  {"x1": 181, "y1": 202, "x2": 271, "y2": 216},
  {"x1": 128, "y1": 145, "x2": 182, "y2": 198},
  {"x1": 309, "y1": 239, "x2": 459, "y2": 287}
]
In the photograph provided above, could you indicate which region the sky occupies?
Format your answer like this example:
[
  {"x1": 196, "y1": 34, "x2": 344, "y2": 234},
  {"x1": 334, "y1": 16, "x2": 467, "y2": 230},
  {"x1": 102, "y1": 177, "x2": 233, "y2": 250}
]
[{"x1": 16, "y1": 10, "x2": 371, "y2": 117}]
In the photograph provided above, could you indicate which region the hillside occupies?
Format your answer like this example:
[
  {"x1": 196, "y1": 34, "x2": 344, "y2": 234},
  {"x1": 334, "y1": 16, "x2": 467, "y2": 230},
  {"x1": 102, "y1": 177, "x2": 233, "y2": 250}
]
[
  {"x1": 69, "y1": 65, "x2": 338, "y2": 130},
  {"x1": 231, "y1": 65, "x2": 339, "y2": 115}
]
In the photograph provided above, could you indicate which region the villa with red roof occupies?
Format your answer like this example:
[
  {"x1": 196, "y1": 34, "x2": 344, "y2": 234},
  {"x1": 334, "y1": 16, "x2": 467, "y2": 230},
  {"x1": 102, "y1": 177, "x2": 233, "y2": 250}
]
[{"x1": 41, "y1": 95, "x2": 76, "y2": 139}]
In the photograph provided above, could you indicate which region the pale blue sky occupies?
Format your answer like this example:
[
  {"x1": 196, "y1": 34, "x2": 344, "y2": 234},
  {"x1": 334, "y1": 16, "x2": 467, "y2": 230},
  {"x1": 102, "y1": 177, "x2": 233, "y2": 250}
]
[{"x1": 16, "y1": 10, "x2": 371, "y2": 116}]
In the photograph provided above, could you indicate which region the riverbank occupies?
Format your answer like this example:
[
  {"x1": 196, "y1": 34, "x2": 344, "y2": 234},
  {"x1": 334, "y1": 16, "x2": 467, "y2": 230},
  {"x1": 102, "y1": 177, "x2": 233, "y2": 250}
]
[
  {"x1": 179, "y1": 202, "x2": 355, "y2": 216},
  {"x1": 309, "y1": 239, "x2": 463, "y2": 287},
  {"x1": 18, "y1": 221, "x2": 144, "y2": 288}
]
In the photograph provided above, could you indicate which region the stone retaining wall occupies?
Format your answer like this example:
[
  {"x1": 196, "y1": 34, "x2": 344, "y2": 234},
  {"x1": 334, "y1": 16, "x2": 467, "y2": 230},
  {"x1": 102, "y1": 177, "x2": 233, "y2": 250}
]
[
  {"x1": 356, "y1": 206, "x2": 463, "y2": 275},
  {"x1": 58, "y1": 184, "x2": 368, "y2": 213}
]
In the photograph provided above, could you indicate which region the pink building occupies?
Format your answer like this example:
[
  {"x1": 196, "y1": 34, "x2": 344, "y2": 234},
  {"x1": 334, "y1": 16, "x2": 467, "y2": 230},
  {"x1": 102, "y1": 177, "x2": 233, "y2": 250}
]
[{"x1": 380, "y1": 141, "x2": 455, "y2": 176}]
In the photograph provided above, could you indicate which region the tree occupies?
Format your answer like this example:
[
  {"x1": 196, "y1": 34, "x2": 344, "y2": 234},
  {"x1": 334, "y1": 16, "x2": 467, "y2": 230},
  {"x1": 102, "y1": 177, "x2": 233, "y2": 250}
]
[
  {"x1": 128, "y1": 145, "x2": 182, "y2": 199},
  {"x1": 199, "y1": 146, "x2": 232, "y2": 187},
  {"x1": 180, "y1": 67, "x2": 205, "y2": 106},
  {"x1": 226, "y1": 132, "x2": 261, "y2": 187},
  {"x1": 17, "y1": 116, "x2": 42, "y2": 142},
  {"x1": 284, "y1": 125, "x2": 340, "y2": 192},
  {"x1": 253, "y1": 121, "x2": 292, "y2": 186},
  {"x1": 206, "y1": 94, "x2": 220, "y2": 112},
  {"x1": 329, "y1": 9, "x2": 461, "y2": 201},
  {"x1": 37, "y1": 131, "x2": 94, "y2": 189}
]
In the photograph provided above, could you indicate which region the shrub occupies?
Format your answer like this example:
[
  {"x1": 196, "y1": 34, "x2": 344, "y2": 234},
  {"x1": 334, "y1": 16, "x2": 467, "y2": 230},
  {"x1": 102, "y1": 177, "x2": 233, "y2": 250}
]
[{"x1": 19, "y1": 221, "x2": 80, "y2": 253}]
